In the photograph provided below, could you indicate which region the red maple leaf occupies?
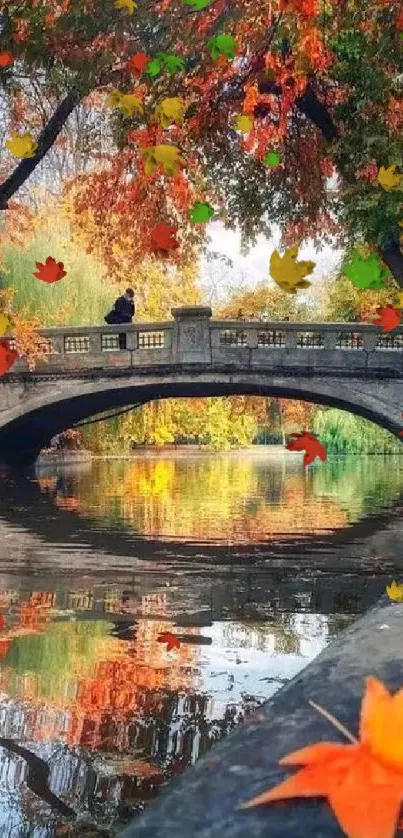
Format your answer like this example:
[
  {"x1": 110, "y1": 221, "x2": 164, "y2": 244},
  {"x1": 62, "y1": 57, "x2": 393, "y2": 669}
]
[
  {"x1": 0, "y1": 52, "x2": 14, "y2": 68},
  {"x1": 0, "y1": 340, "x2": 18, "y2": 377},
  {"x1": 126, "y1": 52, "x2": 150, "y2": 76},
  {"x1": 285, "y1": 432, "x2": 327, "y2": 466},
  {"x1": 151, "y1": 223, "x2": 180, "y2": 253},
  {"x1": 157, "y1": 631, "x2": 181, "y2": 651},
  {"x1": 373, "y1": 305, "x2": 401, "y2": 333},
  {"x1": 33, "y1": 256, "x2": 67, "y2": 284}
]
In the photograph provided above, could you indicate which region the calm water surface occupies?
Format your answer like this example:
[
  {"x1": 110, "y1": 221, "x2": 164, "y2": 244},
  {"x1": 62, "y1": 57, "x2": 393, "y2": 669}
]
[{"x1": 0, "y1": 451, "x2": 401, "y2": 836}]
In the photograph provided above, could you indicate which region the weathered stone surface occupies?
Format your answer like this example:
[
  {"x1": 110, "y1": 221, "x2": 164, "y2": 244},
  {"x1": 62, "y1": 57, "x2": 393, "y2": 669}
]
[{"x1": 119, "y1": 596, "x2": 403, "y2": 838}]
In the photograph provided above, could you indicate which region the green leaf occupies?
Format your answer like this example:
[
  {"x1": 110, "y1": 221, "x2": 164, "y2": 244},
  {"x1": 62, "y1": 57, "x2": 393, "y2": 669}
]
[
  {"x1": 188, "y1": 201, "x2": 215, "y2": 223},
  {"x1": 263, "y1": 150, "x2": 281, "y2": 168},
  {"x1": 343, "y1": 251, "x2": 389, "y2": 290},
  {"x1": 206, "y1": 34, "x2": 237, "y2": 61}
]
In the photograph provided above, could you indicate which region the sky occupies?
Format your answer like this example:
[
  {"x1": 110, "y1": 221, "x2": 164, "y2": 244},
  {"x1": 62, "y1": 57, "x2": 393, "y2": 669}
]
[{"x1": 201, "y1": 222, "x2": 344, "y2": 309}]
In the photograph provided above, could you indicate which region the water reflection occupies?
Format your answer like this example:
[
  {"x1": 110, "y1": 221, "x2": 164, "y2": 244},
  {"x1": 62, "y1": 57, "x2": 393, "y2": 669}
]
[
  {"x1": 0, "y1": 453, "x2": 400, "y2": 834},
  {"x1": 0, "y1": 583, "x2": 353, "y2": 837},
  {"x1": 35, "y1": 453, "x2": 403, "y2": 543}
]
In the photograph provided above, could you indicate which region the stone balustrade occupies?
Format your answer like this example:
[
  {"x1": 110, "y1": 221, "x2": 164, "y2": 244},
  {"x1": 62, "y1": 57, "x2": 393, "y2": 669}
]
[{"x1": 4, "y1": 306, "x2": 403, "y2": 376}]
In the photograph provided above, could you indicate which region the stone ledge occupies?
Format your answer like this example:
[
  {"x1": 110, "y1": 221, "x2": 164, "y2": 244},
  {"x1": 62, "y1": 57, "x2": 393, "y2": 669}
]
[{"x1": 119, "y1": 596, "x2": 403, "y2": 838}]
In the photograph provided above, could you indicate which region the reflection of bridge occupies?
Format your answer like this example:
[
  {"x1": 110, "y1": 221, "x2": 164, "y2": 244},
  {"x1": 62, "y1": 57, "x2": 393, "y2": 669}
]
[{"x1": 1, "y1": 305, "x2": 403, "y2": 466}]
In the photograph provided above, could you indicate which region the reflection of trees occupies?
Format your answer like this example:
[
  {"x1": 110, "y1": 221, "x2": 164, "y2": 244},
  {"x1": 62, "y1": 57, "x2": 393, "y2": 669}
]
[{"x1": 36, "y1": 457, "x2": 359, "y2": 544}]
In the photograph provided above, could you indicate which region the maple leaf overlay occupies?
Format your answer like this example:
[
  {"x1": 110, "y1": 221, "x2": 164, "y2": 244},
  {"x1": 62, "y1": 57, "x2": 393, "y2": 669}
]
[
  {"x1": 151, "y1": 223, "x2": 179, "y2": 253},
  {"x1": 386, "y1": 580, "x2": 403, "y2": 602},
  {"x1": 285, "y1": 432, "x2": 327, "y2": 466},
  {"x1": 372, "y1": 305, "x2": 401, "y2": 333},
  {"x1": 0, "y1": 340, "x2": 18, "y2": 378},
  {"x1": 33, "y1": 257, "x2": 67, "y2": 284},
  {"x1": 240, "y1": 677, "x2": 403, "y2": 838},
  {"x1": 157, "y1": 631, "x2": 181, "y2": 651}
]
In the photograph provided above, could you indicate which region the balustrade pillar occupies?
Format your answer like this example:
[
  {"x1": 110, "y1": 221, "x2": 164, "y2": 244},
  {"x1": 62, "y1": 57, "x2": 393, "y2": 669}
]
[{"x1": 171, "y1": 306, "x2": 212, "y2": 364}]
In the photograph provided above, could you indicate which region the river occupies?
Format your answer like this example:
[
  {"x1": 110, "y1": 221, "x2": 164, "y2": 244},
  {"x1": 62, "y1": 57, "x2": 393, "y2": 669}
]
[{"x1": 0, "y1": 451, "x2": 401, "y2": 836}]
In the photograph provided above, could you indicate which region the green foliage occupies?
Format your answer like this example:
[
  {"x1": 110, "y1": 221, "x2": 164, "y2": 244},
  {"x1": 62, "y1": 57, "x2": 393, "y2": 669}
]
[
  {"x1": 0, "y1": 218, "x2": 112, "y2": 326},
  {"x1": 313, "y1": 409, "x2": 402, "y2": 455}
]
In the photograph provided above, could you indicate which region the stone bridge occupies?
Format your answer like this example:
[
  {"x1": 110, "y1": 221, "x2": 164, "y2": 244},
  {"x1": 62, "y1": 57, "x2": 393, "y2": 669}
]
[{"x1": 1, "y1": 305, "x2": 403, "y2": 466}]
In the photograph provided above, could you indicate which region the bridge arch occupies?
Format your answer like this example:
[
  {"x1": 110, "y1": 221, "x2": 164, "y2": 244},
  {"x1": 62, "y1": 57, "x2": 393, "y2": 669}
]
[{"x1": 0, "y1": 368, "x2": 402, "y2": 467}]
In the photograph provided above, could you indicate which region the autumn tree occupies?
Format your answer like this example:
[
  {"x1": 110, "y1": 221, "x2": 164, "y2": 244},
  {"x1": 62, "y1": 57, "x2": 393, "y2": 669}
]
[{"x1": 0, "y1": 0, "x2": 400, "y2": 288}]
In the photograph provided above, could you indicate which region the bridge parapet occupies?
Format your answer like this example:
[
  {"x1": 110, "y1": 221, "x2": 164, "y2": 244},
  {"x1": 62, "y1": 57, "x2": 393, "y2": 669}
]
[{"x1": 3, "y1": 308, "x2": 403, "y2": 375}]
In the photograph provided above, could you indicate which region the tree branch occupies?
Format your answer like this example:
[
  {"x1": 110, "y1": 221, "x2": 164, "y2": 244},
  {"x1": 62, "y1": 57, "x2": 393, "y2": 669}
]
[{"x1": 0, "y1": 88, "x2": 82, "y2": 209}]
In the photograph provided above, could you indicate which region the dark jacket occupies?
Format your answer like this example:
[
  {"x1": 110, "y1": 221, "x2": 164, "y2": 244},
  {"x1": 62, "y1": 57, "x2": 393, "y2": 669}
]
[{"x1": 105, "y1": 295, "x2": 135, "y2": 325}]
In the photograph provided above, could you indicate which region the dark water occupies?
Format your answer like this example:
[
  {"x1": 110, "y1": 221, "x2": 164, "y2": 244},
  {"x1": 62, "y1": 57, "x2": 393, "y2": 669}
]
[{"x1": 0, "y1": 451, "x2": 401, "y2": 836}]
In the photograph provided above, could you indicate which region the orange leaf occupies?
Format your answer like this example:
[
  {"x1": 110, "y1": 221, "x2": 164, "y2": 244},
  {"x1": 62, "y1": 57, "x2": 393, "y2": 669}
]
[
  {"x1": 0, "y1": 339, "x2": 18, "y2": 377},
  {"x1": 373, "y1": 305, "x2": 401, "y2": 333},
  {"x1": 151, "y1": 222, "x2": 180, "y2": 253},
  {"x1": 285, "y1": 431, "x2": 327, "y2": 466},
  {"x1": 241, "y1": 677, "x2": 403, "y2": 838},
  {"x1": 33, "y1": 256, "x2": 67, "y2": 284},
  {"x1": 157, "y1": 631, "x2": 181, "y2": 651}
]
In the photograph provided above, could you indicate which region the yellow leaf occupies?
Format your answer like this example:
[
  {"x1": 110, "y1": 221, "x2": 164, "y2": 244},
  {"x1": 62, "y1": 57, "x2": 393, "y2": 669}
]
[
  {"x1": 233, "y1": 114, "x2": 254, "y2": 134},
  {"x1": 107, "y1": 91, "x2": 143, "y2": 117},
  {"x1": 114, "y1": 0, "x2": 137, "y2": 12},
  {"x1": 0, "y1": 313, "x2": 11, "y2": 336},
  {"x1": 154, "y1": 97, "x2": 186, "y2": 128},
  {"x1": 377, "y1": 165, "x2": 403, "y2": 192},
  {"x1": 386, "y1": 580, "x2": 403, "y2": 602},
  {"x1": 140, "y1": 145, "x2": 185, "y2": 176},
  {"x1": 6, "y1": 131, "x2": 38, "y2": 159},
  {"x1": 269, "y1": 245, "x2": 315, "y2": 295}
]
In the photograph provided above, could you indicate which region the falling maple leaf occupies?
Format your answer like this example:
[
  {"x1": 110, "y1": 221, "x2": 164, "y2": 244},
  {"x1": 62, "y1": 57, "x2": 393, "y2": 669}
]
[
  {"x1": 0, "y1": 339, "x2": 18, "y2": 377},
  {"x1": 240, "y1": 677, "x2": 403, "y2": 838},
  {"x1": 285, "y1": 432, "x2": 327, "y2": 466},
  {"x1": 386, "y1": 580, "x2": 403, "y2": 602},
  {"x1": 33, "y1": 257, "x2": 67, "y2": 284},
  {"x1": 157, "y1": 631, "x2": 181, "y2": 651},
  {"x1": 264, "y1": 150, "x2": 281, "y2": 168},
  {"x1": 188, "y1": 201, "x2": 215, "y2": 223},
  {"x1": 372, "y1": 305, "x2": 401, "y2": 332},
  {"x1": 0, "y1": 51, "x2": 13, "y2": 67},
  {"x1": 114, "y1": 0, "x2": 137, "y2": 13},
  {"x1": 207, "y1": 34, "x2": 237, "y2": 61},
  {"x1": 6, "y1": 131, "x2": 38, "y2": 158},
  {"x1": 0, "y1": 313, "x2": 11, "y2": 336},
  {"x1": 140, "y1": 145, "x2": 185, "y2": 176},
  {"x1": 145, "y1": 53, "x2": 186, "y2": 77},
  {"x1": 343, "y1": 251, "x2": 388, "y2": 290},
  {"x1": 377, "y1": 165, "x2": 403, "y2": 192},
  {"x1": 151, "y1": 222, "x2": 180, "y2": 253},
  {"x1": 183, "y1": 0, "x2": 212, "y2": 8},
  {"x1": 107, "y1": 90, "x2": 144, "y2": 118},
  {"x1": 269, "y1": 245, "x2": 315, "y2": 294},
  {"x1": 233, "y1": 114, "x2": 254, "y2": 134},
  {"x1": 126, "y1": 52, "x2": 150, "y2": 76},
  {"x1": 155, "y1": 97, "x2": 186, "y2": 128}
]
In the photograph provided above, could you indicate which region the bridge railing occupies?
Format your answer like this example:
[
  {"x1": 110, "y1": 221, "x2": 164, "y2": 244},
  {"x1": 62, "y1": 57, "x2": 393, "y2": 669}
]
[{"x1": 4, "y1": 306, "x2": 403, "y2": 373}]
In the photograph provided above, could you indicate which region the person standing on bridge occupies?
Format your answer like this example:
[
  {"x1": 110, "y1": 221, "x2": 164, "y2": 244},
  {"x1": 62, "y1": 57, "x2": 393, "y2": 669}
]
[{"x1": 104, "y1": 288, "x2": 135, "y2": 325}]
